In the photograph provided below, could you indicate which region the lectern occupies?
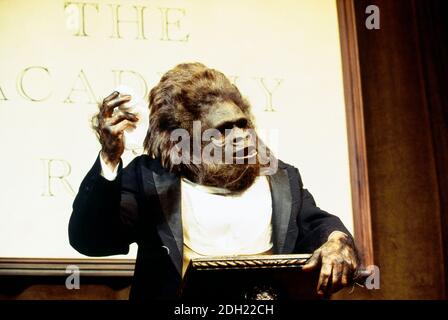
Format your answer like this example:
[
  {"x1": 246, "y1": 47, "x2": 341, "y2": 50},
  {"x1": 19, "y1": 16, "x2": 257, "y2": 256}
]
[{"x1": 178, "y1": 254, "x2": 321, "y2": 300}]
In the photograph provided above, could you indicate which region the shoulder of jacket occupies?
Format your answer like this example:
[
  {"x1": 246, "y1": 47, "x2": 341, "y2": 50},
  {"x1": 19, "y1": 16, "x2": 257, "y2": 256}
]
[
  {"x1": 126, "y1": 155, "x2": 170, "y2": 174},
  {"x1": 277, "y1": 159, "x2": 303, "y2": 188}
]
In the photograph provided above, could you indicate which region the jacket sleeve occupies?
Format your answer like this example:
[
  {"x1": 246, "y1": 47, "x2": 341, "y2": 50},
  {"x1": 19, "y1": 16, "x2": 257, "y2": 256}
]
[
  {"x1": 68, "y1": 153, "x2": 140, "y2": 256},
  {"x1": 294, "y1": 173, "x2": 352, "y2": 253}
]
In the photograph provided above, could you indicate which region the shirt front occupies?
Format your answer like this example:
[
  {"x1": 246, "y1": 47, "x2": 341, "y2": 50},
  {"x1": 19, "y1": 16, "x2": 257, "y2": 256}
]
[{"x1": 181, "y1": 176, "x2": 273, "y2": 276}]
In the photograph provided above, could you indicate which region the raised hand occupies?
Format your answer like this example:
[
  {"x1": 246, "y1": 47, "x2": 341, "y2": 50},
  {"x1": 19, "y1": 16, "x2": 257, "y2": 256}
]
[{"x1": 92, "y1": 91, "x2": 139, "y2": 170}]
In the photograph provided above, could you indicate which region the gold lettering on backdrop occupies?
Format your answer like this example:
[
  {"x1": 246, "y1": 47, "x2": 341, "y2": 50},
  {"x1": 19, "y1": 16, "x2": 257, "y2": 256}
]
[
  {"x1": 64, "y1": 2, "x2": 99, "y2": 37},
  {"x1": 63, "y1": 3, "x2": 189, "y2": 42},
  {"x1": 3, "y1": 67, "x2": 283, "y2": 107},
  {"x1": 255, "y1": 77, "x2": 283, "y2": 112},
  {"x1": 112, "y1": 70, "x2": 148, "y2": 98},
  {"x1": 158, "y1": 8, "x2": 189, "y2": 42},
  {"x1": 0, "y1": 86, "x2": 7, "y2": 101},
  {"x1": 64, "y1": 70, "x2": 97, "y2": 104},
  {"x1": 109, "y1": 4, "x2": 147, "y2": 40},
  {"x1": 17, "y1": 66, "x2": 52, "y2": 102},
  {"x1": 41, "y1": 159, "x2": 75, "y2": 197}
]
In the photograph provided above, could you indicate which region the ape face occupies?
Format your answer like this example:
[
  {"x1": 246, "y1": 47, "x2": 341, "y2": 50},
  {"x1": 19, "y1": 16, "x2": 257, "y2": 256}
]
[
  {"x1": 144, "y1": 63, "x2": 268, "y2": 194},
  {"x1": 183, "y1": 100, "x2": 260, "y2": 193},
  {"x1": 201, "y1": 100, "x2": 258, "y2": 163}
]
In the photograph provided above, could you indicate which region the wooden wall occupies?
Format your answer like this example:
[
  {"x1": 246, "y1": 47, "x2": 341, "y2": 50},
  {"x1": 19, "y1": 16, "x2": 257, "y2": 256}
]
[{"x1": 335, "y1": 0, "x2": 448, "y2": 299}]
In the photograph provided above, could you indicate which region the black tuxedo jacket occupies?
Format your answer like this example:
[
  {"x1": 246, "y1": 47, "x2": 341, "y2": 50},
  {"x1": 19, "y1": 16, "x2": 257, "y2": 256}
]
[{"x1": 69, "y1": 154, "x2": 350, "y2": 300}]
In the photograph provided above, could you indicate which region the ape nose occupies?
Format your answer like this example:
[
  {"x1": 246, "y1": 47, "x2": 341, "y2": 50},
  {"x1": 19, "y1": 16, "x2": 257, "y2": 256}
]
[
  {"x1": 233, "y1": 136, "x2": 244, "y2": 145},
  {"x1": 232, "y1": 128, "x2": 249, "y2": 145}
]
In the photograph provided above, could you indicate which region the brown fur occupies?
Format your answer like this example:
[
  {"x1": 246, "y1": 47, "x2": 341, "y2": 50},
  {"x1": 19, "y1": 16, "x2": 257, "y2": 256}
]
[{"x1": 138, "y1": 62, "x2": 275, "y2": 193}]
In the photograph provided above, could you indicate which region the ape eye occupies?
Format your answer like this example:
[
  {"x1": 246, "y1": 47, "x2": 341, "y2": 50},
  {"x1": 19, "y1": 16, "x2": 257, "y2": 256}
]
[
  {"x1": 216, "y1": 118, "x2": 248, "y2": 133},
  {"x1": 217, "y1": 122, "x2": 234, "y2": 133},
  {"x1": 235, "y1": 118, "x2": 248, "y2": 129}
]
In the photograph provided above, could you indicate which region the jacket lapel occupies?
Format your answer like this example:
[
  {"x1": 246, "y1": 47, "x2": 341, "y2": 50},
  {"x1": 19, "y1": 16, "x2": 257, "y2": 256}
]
[
  {"x1": 151, "y1": 170, "x2": 183, "y2": 275},
  {"x1": 269, "y1": 164, "x2": 296, "y2": 254}
]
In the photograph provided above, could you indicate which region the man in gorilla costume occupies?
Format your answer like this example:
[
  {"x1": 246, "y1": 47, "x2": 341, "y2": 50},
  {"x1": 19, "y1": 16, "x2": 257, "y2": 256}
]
[{"x1": 69, "y1": 62, "x2": 359, "y2": 300}]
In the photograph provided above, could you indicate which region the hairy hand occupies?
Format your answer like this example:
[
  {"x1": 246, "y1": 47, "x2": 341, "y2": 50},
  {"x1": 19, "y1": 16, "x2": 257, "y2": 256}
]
[
  {"x1": 302, "y1": 231, "x2": 359, "y2": 297},
  {"x1": 92, "y1": 91, "x2": 138, "y2": 167}
]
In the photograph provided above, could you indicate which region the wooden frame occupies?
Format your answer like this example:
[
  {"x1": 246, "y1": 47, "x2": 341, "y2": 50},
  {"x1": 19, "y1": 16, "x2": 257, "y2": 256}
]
[
  {"x1": 0, "y1": 258, "x2": 134, "y2": 277},
  {"x1": 0, "y1": 0, "x2": 374, "y2": 276},
  {"x1": 188, "y1": 254, "x2": 312, "y2": 271},
  {"x1": 336, "y1": 0, "x2": 374, "y2": 267}
]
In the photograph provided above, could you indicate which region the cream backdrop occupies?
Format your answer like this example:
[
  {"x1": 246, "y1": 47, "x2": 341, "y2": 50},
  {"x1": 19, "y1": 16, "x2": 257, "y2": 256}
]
[{"x1": 0, "y1": 0, "x2": 353, "y2": 258}]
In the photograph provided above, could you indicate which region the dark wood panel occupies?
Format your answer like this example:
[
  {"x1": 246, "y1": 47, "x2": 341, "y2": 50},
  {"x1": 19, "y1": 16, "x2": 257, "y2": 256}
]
[
  {"x1": 335, "y1": 0, "x2": 448, "y2": 300},
  {"x1": 411, "y1": 0, "x2": 448, "y2": 294},
  {"x1": 337, "y1": 0, "x2": 374, "y2": 268},
  {"x1": 342, "y1": 0, "x2": 446, "y2": 299}
]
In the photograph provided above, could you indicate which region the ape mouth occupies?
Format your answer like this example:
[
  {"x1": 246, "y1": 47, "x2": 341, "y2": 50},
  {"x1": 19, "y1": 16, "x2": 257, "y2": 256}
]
[{"x1": 233, "y1": 146, "x2": 258, "y2": 160}]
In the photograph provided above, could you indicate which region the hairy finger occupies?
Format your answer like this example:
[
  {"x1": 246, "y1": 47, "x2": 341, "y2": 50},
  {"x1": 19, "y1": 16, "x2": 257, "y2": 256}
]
[
  {"x1": 317, "y1": 262, "x2": 333, "y2": 296},
  {"x1": 106, "y1": 112, "x2": 139, "y2": 126},
  {"x1": 350, "y1": 253, "x2": 359, "y2": 271},
  {"x1": 109, "y1": 119, "x2": 137, "y2": 134},
  {"x1": 102, "y1": 91, "x2": 119, "y2": 104},
  {"x1": 102, "y1": 95, "x2": 132, "y2": 117},
  {"x1": 331, "y1": 261, "x2": 343, "y2": 292},
  {"x1": 341, "y1": 263, "x2": 350, "y2": 286},
  {"x1": 302, "y1": 249, "x2": 321, "y2": 271}
]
